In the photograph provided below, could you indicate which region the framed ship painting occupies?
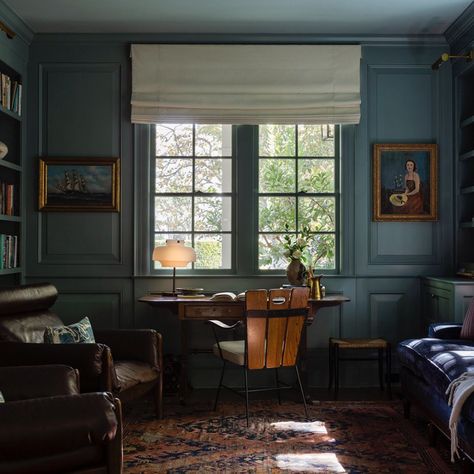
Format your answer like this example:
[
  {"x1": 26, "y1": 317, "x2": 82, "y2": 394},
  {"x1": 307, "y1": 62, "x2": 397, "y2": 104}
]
[
  {"x1": 373, "y1": 144, "x2": 437, "y2": 221},
  {"x1": 39, "y1": 157, "x2": 120, "y2": 211}
]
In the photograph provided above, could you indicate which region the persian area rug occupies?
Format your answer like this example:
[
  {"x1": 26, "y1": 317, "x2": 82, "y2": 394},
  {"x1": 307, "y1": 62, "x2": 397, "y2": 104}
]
[{"x1": 123, "y1": 400, "x2": 453, "y2": 473}]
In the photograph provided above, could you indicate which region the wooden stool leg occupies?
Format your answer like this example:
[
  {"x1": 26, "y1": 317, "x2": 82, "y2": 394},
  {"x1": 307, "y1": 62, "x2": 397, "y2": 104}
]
[
  {"x1": 328, "y1": 338, "x2": 333, "y2": 390},
  {"x1": 378, "y1": 348, "x2": 384, "y2": 391},
  {"x1": 334, "y1": 344, "x2": 340, "y2": 400},
  {"x1": 386, "y1": 343, "x2": 392, "y2": 399}
]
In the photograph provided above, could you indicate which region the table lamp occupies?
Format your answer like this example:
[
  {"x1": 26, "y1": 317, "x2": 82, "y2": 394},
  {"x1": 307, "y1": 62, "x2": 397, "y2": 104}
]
[{"x1": 152, "y1": 239, "x2": 196, "y2": 296}]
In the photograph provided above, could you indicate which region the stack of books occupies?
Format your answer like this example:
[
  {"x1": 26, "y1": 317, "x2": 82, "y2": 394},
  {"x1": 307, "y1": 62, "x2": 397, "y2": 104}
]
[
  {"x1": 0, "y1": 182, "x2": 15, "y2": 215},
  {"x1": 0, "y1": 234, "x2": 18, "y2": 269},
  {"x1": 1, "y1": 73, "x2": 22, "y2": 116}
]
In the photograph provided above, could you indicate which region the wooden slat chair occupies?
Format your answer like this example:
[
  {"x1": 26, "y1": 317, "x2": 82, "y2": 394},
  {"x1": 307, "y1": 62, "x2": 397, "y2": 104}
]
[{"x1": 210, "y1": 287, "x2": 309, "y2": 425}]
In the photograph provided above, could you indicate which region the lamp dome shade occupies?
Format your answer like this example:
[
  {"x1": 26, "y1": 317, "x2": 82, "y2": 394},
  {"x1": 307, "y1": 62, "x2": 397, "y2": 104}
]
[{"x1": 152, "y1": 239, "x2": 196, "y2": 267}]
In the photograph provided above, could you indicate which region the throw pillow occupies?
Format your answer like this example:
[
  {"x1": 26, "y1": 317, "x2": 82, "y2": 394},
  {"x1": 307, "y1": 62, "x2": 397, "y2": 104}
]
[
  {"x1": 44, "y1": 316, "x2": 95, "y2": 344},
  {"x1": 460, "y1": 298, "x2": 474, "y2": 339},
  {"x1": 0, "y1": 391, "x2": 4, "y2": 403}
]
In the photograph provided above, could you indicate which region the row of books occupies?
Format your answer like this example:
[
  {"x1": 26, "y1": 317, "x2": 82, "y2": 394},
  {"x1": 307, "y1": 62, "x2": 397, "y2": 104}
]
[
  {"x1": 0, "y1": 234, "x2": 18, "y2": 269},
  {"x1": 0, "y1": 182, "x2": 16, "y2": 216},
  {"x1": 1, "y1": 73, "x2": 22, "y2": 116}
]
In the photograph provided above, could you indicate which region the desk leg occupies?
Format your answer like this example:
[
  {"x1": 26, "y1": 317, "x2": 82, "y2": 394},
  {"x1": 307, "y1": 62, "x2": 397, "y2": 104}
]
[
  {"x1": 179, "y1": 319, "x2": 188, "y2": 404},
  {"x1": 300, "y1": 322, "x2": 314, "y2": 405}
]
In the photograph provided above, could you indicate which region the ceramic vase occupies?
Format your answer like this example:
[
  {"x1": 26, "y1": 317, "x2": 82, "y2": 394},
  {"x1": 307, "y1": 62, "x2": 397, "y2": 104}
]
[
  {"x1": 0, "y1": 141, "x2": 8, "y2": 159},
  {"x1": 286, "y1": 258, "x2": 306, "y2": 286}
]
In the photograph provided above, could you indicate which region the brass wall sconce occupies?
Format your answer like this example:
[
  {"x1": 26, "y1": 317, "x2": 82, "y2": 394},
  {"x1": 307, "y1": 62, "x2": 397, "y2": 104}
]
[
  {"x1": 0, "y1": 21, "x2": 16, "y2": 40},
  {"x1": 431, "y1": 50, "x2": 473, "y2": 70}
]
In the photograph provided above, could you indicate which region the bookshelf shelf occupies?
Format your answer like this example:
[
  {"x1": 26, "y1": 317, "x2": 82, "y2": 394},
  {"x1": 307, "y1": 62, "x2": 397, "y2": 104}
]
[
  {"x1": 0, "y1": 268, "x2": 22, "y2": 275},
  {"x1": 461, "y1": 115, "x2": 474, "y2": 128},
  {"x1": 0, "y1": 215, "x2": 20, "y2": 222},
  {"x1": 460, "y1": 150, "x2": 474, "y2": 161},
  {"x1": 0, "y1": 104, "x2": 21, "y2": 122},
  {"x1": 0, "y1": 160, "x2": 21, "y2": 172}
]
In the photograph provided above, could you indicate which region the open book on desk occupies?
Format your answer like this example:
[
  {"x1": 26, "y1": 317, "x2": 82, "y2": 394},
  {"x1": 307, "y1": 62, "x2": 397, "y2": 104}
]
[{"x1": 209, "y1": 291, "x2": 246, "y2": 302}]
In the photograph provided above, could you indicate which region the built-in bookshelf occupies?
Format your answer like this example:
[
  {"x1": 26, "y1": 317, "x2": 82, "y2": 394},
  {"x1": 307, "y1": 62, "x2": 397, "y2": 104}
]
[
  {"x1": 457, "y1": 62, "x2": 474, "y2": 273},
  {"x1": 0, "y1": 58, "x2": 22, "y2": 285}
]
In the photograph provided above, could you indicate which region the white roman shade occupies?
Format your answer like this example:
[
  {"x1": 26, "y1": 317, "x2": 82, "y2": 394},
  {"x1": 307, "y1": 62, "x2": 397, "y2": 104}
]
[{"x1": 131, "y1": 44, "x2": 361, "y2": 124}]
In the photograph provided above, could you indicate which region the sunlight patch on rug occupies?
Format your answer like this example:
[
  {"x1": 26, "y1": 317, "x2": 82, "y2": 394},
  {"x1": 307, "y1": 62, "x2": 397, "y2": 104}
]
[
  {"x1": 270, "y1": 420, "x2": 328, "y2": 434},
  {"x1": 275, "y1": 453, "x2": 345, "y2": 472}
]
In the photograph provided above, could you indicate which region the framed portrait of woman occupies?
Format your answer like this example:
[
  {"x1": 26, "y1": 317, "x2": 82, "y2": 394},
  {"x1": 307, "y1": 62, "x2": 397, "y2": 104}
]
[{"x1": 373, "y1": 144, "x2": 438, "y2": 221}]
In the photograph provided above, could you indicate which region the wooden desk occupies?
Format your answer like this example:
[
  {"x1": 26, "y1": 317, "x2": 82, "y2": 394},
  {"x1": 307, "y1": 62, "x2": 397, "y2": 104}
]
[{"x1": 139, "y1": 294, "x2": 350, "y2": 402}]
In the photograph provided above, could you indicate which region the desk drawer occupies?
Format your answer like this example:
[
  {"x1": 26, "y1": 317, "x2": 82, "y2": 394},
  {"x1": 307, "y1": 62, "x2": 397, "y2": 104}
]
[{"x1": 182, "y1": 304, "x2": 243, "y2": 320}]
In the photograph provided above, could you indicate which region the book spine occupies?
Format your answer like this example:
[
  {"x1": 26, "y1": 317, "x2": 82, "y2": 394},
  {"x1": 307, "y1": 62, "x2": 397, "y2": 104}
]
[
  {"x1": 0, "y1": 234, "x2": 3, "y2": 269},
  {"x1": 13, "y1": 235, "x2": 18, "y2": 268}
]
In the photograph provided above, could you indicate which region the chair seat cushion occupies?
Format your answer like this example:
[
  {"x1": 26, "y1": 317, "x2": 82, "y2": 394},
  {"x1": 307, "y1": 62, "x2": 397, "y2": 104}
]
[
  {"x1": 114, "y1": 360, "x2": 158, "y2": 392},
  {"x1": 212, "y1": 340, "x2": 245, "y2": 366}
]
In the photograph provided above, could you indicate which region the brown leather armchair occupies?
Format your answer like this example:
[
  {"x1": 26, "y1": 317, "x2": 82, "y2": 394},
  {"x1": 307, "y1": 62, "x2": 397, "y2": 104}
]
[
  {"x1": 0, "y1": 283, "x2": 163, "y2": 418},
  {"x1": 0, "y1": 365, "x2": 122, "y2": 474}
]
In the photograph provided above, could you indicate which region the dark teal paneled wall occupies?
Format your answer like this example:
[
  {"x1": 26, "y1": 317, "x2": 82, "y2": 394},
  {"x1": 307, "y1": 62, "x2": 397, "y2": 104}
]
[{"x1": 23, "y1": 35, "x2": 454, "y2": 387}]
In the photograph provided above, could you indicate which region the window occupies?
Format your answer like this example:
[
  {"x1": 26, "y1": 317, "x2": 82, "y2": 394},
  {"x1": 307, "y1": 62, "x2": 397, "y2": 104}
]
[
  {"x1": 153, "y1": 124, "x2": 233, "y2": 269},
  {"x1": 150, "y1": 123, "x2": 339, "y2": 273},
  {"x1": 258, "y1": 124, "x2": 338, "y2": 270}
]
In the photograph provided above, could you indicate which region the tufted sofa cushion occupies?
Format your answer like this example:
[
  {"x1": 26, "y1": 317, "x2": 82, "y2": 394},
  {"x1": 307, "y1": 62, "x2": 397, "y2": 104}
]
[{"x1": 398, "y1": 338, "x2": 474, "y2": 422}]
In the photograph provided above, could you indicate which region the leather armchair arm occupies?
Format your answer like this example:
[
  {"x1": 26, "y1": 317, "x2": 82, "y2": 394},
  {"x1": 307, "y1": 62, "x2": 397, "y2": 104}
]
[
  {"x1": 94, "y1": 329, "x2": 162, "y2": 368},
  {"x1": 428, "y1": 323, "x2": 463, "y2": 339},
  {"x1": 0, "y1": 393, "x2": 120, "y2": 461},
  {"x1": 0, "y1": 365, "x2": 79, "y2": 401},
  {"x1": 0, "y1": 342, "x2": 116, "y2": 392}
]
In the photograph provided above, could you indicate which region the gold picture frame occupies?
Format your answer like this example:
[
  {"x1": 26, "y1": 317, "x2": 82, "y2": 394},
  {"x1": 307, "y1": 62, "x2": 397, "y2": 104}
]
[
  {"x1": 373, "y1": 144, "x2": 437, "y2": 221},
  {"x1": 39, "y1": 157, "x2": 120, "y2": 212}
]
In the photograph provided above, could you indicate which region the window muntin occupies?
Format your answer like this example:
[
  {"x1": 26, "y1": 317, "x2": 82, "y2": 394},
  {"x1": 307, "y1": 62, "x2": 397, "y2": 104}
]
[
  {"x1": 153, "y1": 124, "x2": 232, "y2": 270},
  {"x1": 258, "y1": 124, "x2": 338, "y2": 271}
]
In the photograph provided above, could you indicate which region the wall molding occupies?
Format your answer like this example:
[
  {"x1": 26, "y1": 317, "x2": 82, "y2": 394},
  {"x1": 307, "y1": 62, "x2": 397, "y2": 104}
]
[{"x1": 0, "y1": 0, "x2": 34, "y2": 44}]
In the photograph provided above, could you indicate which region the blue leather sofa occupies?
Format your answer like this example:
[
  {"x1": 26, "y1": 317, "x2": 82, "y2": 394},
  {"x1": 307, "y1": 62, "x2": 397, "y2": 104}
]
[{"x1": 398, "y1": 323, "x2": 474, "y2": 462}]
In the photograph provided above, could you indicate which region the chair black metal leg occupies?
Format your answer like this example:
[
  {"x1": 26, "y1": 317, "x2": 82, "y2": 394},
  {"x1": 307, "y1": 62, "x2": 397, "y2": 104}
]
[
  {"x1": 378, "y1": 348, "x2": 384, "y2": 391},
  {"x1": 214, "y1": 360, "x2": 226, "y2": 411},
  {"x1": 295, "y1": 365, "x2": 309, "y2": 419},
  {"x1": 243, "y1": 367, "x2": 249, "y2": 427},
  {"x1": 334, "y1": 344, "x2": 340, "y2": 400},
  {"x1": 386, "y1": 343, "x2": 392, "y2": 399},
  {"x1": 275, "y1": 368, "x2": 281, "y2": 405}
]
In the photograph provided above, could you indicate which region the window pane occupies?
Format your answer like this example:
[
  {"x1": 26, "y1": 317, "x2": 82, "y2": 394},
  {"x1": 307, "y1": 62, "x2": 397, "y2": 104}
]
[
  {"x1": 258, "y1": 234, "x2": 288, "y2": 270},
  {"x1": 154, "y1": 197, "x2": 192, "y2": 232},
  {"x1": 259, "y1": 158, "x2": 295, "y2": 193},
  {"x1": 156, "y1": 124, "x2": 193, "y2": 156},
  {"x1": 195, "y1": 124, "x2": 232, "y2": 157},
  {"x1": 259, "y1": 196, "x2": 296, "y2": 232},
  {"x1": 195, "y1": 197, "x2": 232, "y2": 232},
  {"x1": 195, "y1": 234, "x2": 232, "y2": 269},
  {"x1": 298, "y1": 159, "x2": 335, "y2": 193},
  {"x1": 195, "y1": 158, "x2": 232, "y2": 193},
  {"x1": 259, "y1": 125, "x2": 295, "y2": 157},
  {"x1": 155, "y1": 158, "x2": 192, "y2": 193},
  {"x1": 298, "y1": 197, "x2": 335, "y2": 231},
  {"x1": 298, "y1": 125, "x2": 335, "y2": 157},
  {"x1": 307, "y1": 234, "x2": 336, "y2": 269},
  {"x1": 153, "y1": 233, "x2": 193, "y2": 269}
]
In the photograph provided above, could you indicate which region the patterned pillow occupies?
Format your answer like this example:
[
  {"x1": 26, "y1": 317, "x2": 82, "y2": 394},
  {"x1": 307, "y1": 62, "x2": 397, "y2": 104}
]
[
  {"x1": 460, "y1": 298, "x2": 474, "y2": 339},
  {"x1": 44, "y1": 316, "x2": 95, "y2": 344},
  {"x1": 0, "y1": 391, "x2": 4, "y2": 403}
]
